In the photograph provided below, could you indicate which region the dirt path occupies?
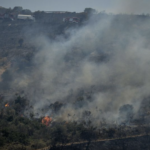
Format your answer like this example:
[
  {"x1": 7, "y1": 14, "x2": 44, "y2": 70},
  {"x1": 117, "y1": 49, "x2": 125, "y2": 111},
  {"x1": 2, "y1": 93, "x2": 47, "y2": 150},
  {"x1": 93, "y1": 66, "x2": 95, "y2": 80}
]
[
  {"x1": 35, "y1": 133, "x2": 148, "y2": 150},
  {"x1": 35, "y1": 146, "x2": 51, "y2": 150},
  {"x1": 65, "y1": 133, "x2": 146, "y2": 146}
]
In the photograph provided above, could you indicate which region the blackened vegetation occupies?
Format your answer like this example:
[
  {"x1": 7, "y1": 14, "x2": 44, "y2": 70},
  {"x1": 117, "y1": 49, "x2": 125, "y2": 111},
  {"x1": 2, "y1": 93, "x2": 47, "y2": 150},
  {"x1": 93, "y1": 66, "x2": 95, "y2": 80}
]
[
  {"x1": 1, "y1": 95, "x2": 150, "y2": 149},
  {"x1": 50, "y1": 102, "x2": 63, "y2": 114},
  {"x1": 58, "y1": 135, "x2": 150, "y2": 150}
]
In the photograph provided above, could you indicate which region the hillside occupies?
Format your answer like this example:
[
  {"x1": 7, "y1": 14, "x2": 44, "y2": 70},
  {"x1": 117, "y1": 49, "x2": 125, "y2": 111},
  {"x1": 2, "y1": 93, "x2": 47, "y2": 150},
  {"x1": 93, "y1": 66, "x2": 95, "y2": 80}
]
[{"x1": 1, "y1": 6, "x2": 150, "y2": 150}]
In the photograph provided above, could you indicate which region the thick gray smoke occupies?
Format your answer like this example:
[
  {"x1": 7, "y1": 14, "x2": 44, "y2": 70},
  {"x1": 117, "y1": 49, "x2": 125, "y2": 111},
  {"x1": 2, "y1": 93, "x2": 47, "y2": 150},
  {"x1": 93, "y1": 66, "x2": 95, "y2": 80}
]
[
  {"x1": 113, "y1": 0, "x2": 150, "y2": 14},
  {"x1": 5, "y1": 14, "x2": 150, "y2": 126}
]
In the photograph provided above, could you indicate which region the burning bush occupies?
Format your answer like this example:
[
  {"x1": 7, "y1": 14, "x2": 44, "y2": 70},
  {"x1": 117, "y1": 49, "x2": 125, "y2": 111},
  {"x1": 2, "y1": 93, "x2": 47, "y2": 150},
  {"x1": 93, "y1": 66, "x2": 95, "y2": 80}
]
[
  {"x1": 5, "y1": 103, "x2": 9, "y2": 107},
  {"x1": 42, "y1": 116, "x2": 52, "y2": 126}
]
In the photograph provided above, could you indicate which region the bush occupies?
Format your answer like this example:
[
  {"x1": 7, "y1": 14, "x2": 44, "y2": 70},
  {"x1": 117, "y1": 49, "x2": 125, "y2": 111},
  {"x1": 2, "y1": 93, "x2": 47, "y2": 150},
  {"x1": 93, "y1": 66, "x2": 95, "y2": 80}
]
[{"x1": 0, "y1": 137, "x2": 5, "y2": 147}]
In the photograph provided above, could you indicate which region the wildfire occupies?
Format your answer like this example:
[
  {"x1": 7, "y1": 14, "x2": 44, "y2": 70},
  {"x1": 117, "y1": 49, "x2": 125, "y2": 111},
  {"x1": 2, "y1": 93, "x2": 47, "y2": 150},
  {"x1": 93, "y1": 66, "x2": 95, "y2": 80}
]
[
  {"x1": 42, "y1": 116, "x2": 52, "y2": 126},
  {"x1": 5, "y1": 103, "x2": 9, "y2": 107}
]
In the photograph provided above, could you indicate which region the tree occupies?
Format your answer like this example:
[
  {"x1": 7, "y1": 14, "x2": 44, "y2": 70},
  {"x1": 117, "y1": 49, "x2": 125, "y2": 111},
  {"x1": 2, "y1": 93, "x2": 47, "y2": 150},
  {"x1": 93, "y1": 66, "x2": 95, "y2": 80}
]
[
  {"x1": 119, "y1": 104, "x2": 134, "y2": 124},
  {"x1": 50, "y1": 124, "x2": 68, "y2": 147},
  {"x1": 84, "y1": 8, "x2": 97, "y2": 14},
  {"x1": 18, "y1": 38, "x2": 24, "y2": 47},
  {"x1": 0, "y1": 69, "x2": 12, "y2": 90},
  {"x1": 80, "y1": 126, "x2": 97, "y2": 150},
  {"x1": 107, "y1": 128, "x2": 116, "y2": 139},
  {"x1": 0, "y1": 137, "x2": 5, "y2": 147},
  {"x1": 82, "y1": 110, "x2": 92, "y2": 127}
]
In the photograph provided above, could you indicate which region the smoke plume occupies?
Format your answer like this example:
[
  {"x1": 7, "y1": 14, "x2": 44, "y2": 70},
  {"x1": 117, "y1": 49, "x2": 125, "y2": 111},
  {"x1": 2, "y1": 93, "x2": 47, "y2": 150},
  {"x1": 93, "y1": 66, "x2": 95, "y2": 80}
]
[{"x1": 3, "y1": 13, "x2": 150, "y2": 126}]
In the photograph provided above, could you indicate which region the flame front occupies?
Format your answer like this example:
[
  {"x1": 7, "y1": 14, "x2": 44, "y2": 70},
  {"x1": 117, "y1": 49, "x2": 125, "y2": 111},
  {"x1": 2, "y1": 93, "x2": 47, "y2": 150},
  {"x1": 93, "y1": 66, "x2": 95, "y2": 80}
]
[
  {"x1": 5, "y1": 103, "x2": 9, "y2": 107},
  {"x1": 42, "y1": 116, "x2": 52, "y2": 126}
]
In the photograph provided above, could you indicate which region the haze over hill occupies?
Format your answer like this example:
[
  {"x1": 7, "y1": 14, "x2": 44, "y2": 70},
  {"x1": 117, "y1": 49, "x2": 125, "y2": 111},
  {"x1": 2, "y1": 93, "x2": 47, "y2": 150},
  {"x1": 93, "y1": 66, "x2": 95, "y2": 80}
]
[
  {"x1": 0, "y1": 7, "x2": 150, "y2": 126},
  {"x1": 1, "y1": 3, "x2": 150, "y2": 150}
]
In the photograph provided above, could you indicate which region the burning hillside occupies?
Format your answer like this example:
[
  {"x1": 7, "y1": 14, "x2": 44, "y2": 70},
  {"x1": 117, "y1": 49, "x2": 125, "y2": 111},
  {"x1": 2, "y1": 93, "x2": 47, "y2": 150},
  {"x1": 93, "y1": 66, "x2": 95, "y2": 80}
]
[
  {"x1": 1, "y1": 11, "x2": 150, "y2": 127},
  {"x1": 1, "y1": 3, "x2": 150, "y2": 150}
]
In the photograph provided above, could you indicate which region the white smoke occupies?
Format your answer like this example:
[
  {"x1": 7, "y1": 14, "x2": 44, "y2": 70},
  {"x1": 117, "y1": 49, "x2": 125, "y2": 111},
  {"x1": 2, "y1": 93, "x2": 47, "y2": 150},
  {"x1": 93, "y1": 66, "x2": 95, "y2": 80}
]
[{"x1": 6, "y1": 13, "x2": 150, "y2": 126}]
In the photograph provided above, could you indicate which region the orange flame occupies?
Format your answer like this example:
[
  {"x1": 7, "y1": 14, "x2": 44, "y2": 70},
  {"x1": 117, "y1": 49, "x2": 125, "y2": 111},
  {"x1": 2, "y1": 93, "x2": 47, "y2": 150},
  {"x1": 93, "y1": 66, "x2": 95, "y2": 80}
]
[
  {"x1": 5, "y1": 103, "x2": 9, "y2": 107},
  {"x1": 42, "y1": 116, "x2": 52, "y2": 126}
]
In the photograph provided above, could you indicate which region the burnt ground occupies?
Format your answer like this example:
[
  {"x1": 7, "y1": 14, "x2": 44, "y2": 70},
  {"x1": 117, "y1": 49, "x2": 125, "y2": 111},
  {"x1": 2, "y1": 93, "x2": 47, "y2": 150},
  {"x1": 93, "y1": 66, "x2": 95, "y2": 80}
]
[{"x1": 51, "y1": 135, "x2": 150, "y2": 150}]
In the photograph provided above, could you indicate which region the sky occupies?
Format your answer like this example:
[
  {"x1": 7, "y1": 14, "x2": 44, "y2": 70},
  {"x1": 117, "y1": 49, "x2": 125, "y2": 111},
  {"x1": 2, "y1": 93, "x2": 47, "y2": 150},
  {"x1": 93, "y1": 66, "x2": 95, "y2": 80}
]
[{"x1": 1, "y1": 0, "x2": 150, "y2": 14}]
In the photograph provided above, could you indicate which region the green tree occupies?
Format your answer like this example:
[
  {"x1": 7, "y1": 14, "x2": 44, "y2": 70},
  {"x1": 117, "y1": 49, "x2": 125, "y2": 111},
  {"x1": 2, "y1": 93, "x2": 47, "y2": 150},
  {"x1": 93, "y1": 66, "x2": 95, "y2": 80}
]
[{"x1": 84, "y1": 8, "x2": 97, "y2": 14}]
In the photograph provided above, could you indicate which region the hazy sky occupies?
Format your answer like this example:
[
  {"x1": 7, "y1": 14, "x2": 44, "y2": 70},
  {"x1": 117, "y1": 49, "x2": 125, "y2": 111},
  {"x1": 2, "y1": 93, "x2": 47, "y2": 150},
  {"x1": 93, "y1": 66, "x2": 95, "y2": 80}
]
[{"x1": 1, "y1": 0, "x2": 150, "y2": 14}]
